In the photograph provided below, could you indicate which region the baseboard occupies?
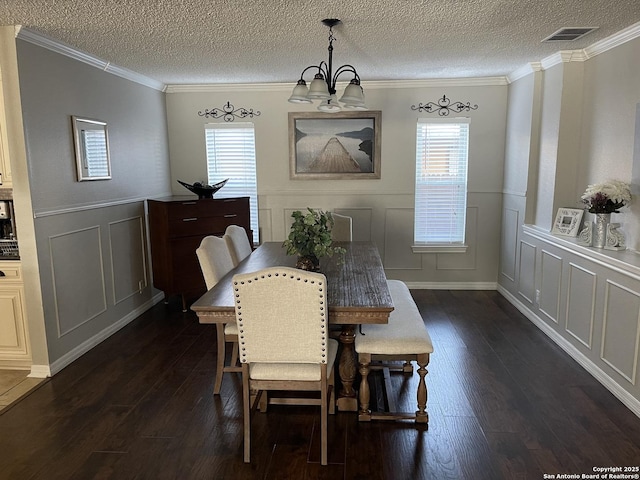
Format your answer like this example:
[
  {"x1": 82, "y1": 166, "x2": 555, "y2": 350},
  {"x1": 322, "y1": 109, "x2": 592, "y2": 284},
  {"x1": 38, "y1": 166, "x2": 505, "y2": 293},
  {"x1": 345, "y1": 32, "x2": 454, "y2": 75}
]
[
  {"x1": 405, "y1": 281, "x2": 498, "y2": 290},
  {"x1": 48, "y1": 292, "x2": 165, "y2": 376},
  {"x1": 497, "y1": 285, "x2": 640, "y2": 418},
  {"x1": 29, "y1": 365, "x2": 51, "y2": 378},
  {"x1": 0, "y1": 359, "x2": 32, "y2": 370}
]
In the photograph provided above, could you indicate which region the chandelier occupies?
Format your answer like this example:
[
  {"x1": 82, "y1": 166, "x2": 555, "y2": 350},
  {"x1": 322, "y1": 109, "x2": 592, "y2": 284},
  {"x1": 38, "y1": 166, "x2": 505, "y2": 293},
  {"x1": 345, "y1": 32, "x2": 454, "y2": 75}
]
[{"x1": 288, "y1": 19, "x2": 367, "y2": 112}]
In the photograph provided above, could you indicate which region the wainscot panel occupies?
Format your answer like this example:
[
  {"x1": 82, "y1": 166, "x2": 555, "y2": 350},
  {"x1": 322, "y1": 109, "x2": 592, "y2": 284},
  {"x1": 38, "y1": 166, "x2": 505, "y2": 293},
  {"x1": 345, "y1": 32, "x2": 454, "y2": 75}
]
[{"x1": 499, "y1": 224, "x2": 640, "y2": 417}]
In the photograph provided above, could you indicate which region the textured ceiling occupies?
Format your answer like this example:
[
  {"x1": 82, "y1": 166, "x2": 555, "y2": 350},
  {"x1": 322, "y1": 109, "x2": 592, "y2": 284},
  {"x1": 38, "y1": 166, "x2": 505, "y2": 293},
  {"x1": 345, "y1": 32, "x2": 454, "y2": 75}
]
[{"x1": 1, "y1": 0, "x2": 640, "y2": 86}]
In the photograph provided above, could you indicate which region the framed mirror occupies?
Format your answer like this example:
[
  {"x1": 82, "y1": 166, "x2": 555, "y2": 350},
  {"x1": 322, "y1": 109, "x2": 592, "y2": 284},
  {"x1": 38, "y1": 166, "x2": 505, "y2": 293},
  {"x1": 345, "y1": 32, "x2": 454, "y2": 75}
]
[{"x1": 72, "y1": 116, "x2": 111, "y2": 181}]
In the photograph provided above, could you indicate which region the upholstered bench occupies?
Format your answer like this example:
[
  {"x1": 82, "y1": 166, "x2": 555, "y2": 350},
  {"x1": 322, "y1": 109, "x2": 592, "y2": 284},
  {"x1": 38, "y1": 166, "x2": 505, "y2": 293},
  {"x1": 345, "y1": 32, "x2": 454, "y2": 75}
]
[{"x1": 355, "y1": 280, "x2": 433, "y2": 423}]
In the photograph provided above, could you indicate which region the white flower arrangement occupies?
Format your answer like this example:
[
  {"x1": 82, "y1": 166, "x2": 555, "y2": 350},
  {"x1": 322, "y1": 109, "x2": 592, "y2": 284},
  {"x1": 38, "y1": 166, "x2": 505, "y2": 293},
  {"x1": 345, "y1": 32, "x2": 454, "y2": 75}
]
[{"x1": 581, "y1": 180, "x2": 632, "y2": 214}]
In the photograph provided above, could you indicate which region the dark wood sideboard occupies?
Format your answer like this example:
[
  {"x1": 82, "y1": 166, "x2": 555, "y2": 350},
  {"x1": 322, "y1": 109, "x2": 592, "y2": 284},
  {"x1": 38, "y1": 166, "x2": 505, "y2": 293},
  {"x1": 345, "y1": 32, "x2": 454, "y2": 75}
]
[{"x1": 147, "y1": 196, "x2": 251, "y2": 311}]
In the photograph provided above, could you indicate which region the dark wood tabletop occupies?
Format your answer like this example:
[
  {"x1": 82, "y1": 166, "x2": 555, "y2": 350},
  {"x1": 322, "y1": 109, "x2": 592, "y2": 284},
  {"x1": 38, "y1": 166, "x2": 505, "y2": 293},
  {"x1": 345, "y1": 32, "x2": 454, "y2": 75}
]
[{"x1": 191, "y1": 241, "x2": 394, "y2": 324}]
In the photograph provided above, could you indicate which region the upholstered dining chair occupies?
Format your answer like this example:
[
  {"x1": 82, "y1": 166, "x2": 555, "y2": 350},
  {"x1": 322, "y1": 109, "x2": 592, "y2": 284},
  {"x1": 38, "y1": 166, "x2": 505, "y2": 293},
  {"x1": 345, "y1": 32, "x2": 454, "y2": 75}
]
[
  {"x1": 196, "y1": 235, "x2": 240, "y2": 395},
  {"x1": 223, "y1": 224, "x2": 253, "y2": 267},
  {"x1": 233, "y1": 266, "x2": 338, "y2": 466},
  {"x1": 331, "y1": 213, "x2": 353, "y2": 242}
]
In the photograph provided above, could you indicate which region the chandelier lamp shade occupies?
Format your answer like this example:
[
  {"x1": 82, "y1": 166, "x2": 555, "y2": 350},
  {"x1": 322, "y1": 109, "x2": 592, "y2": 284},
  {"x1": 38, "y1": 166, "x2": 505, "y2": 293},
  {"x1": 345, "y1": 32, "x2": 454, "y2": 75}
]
[{"x1": 288, "y1": 19, "x2": 367, "y2": 112}]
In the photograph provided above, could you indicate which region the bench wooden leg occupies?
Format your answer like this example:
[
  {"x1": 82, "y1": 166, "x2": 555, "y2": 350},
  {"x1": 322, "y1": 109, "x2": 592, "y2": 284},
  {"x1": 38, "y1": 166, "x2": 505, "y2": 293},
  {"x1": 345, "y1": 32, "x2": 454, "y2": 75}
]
[
  {"x1": 415, "y1": 353, "x2": 430, "y2": 424},
  {"x1": 402, "y1": 360, "x2": 413, "y2": 373},
  {"x1": 358, "y1": 353, "x2": 372, "y2": 421}
]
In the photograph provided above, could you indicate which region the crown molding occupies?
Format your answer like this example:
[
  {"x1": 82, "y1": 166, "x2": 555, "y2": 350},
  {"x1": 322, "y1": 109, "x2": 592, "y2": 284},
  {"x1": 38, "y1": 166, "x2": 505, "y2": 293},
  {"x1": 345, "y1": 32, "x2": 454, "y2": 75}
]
[
  {"x1": 585, "y1": 20, "x2": 640, "y2": 59},
  {"x1": 164, "y1": 76, "x2": 508, "y2": 93},
  {"x1": 12, "y1": 19, "x2": 640, "y2": 94},
  {"x1": 540, "y1": 49, "x2": 589, "y2": 70},
  {"x1": 507, "y1": 62, "x2": 543, "y2": 83},
  {"x1": 15, "y1": 26, "x2": 165, "y2": 91}
]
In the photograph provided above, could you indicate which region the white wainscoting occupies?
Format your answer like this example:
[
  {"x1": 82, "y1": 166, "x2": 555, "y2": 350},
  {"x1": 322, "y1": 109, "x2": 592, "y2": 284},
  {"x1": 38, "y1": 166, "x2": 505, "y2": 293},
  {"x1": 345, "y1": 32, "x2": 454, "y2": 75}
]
[
  {"x1": 539, "y1": 249, "x2": 562, "y2": 323},
  {"x1": 499, "y1": 224, "x2": 640, "y2": 417},
  {"x1": 501, "y1": 207, "x2": 520, "y2": 282},
  {"x1": 34, "y1": 200, "x2": 157, "y2": 367},
  {"x1": 565, "y1": 262, "x2": 596, "y2": 349},
  {"x1": 109, "y1": 216, "x2": 148, "y2": 305},
  {"x1": 49, "y1": 225, "x2": 107, "y2": 337},
  {"x1": 518, "y1": 240, "x2": 536, "y2": 304}
]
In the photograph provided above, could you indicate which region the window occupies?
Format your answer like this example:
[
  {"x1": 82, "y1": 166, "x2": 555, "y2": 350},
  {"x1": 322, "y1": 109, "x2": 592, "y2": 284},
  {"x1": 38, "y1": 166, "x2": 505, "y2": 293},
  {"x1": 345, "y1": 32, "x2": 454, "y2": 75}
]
[
  {"x1": 205, "y1": 123, "x2": 259, "y2": 244},
  {"x1": 414, "y1": 118, "x2": 469, "y2": 251}
]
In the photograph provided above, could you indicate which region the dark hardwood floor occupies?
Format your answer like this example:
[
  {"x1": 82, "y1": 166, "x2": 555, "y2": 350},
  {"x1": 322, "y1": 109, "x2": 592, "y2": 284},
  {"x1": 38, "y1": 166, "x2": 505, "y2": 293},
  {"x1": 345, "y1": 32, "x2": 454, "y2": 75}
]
[{"x1": 2, "y1": 290, "x2": 640, "y2": 480}]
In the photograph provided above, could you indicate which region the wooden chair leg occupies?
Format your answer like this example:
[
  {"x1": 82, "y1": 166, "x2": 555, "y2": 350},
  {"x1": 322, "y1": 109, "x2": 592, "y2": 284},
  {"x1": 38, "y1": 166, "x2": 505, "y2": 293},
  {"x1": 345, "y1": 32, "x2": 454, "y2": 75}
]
[
  {"x1": 358, "y1": 353, "x2": 372, "y2": 421},
  {"x1": 321, "y1": 365, "x2": 328, "y2": 466},
  {"x1": 181, "y1": 293, "x2": 188, "y2": 313},
  {"x1": 258, "y1": 390, "x2": 268, "y2": 412},
  {"x1": 242, "y1": 365, "x2": 251, "y2": 462},
  {"x1": 230, "y1": 339, "x2": 239, "y2": 367},
  {"x1": 329, "y1": 369, "x2": 336, "y2": 415},
  {"x1": 214, "y1": 324, "x2": 226, "y2": 395},
  {"x1": 415, "y1": 353, "x2": 430, "y2": 424}
]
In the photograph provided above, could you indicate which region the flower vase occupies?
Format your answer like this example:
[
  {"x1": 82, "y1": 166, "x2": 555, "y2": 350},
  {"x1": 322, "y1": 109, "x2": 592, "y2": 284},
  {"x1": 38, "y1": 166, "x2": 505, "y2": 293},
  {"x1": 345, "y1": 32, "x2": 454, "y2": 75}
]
[{"x1": 593, "y1": 213, "x2": 611, "y2": 248}]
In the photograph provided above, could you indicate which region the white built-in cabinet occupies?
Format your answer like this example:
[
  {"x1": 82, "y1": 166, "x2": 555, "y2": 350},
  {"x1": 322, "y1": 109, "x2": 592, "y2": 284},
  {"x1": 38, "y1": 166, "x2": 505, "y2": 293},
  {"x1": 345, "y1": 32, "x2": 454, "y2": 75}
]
[
  {"x1": 507, "y1": 225, "x2": 640, "y2": 416},
  {"x1": 0, "y1": 261, "x2": 30, "y2": 367},
  {"x1": 0, "y1": 75, "x2": 12, "y2": 188}
]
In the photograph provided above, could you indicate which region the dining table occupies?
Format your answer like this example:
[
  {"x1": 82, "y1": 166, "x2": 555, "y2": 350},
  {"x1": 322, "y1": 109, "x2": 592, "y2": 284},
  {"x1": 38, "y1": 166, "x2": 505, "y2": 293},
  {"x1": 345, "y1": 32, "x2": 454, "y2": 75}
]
[{"x1": 191, "y1": 241, "x2": 394, "y2": 412}]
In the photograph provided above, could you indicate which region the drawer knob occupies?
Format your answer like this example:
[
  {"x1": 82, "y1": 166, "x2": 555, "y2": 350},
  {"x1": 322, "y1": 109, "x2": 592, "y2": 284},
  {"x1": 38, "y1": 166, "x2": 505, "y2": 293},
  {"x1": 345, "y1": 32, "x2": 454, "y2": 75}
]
[
  {"x1": 224, "y1": 214, "x2": 237, "y2": 218},
  {"x1": 182, "y1": 217, "x2": 198, "y2": 222}
]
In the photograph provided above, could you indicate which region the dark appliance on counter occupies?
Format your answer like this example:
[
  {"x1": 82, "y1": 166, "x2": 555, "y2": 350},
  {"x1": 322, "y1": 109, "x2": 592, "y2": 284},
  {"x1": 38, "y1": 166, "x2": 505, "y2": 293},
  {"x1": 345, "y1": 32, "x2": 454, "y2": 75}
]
[{"x1": 0, "y1": 200, "x2": 19, "y2": 259}]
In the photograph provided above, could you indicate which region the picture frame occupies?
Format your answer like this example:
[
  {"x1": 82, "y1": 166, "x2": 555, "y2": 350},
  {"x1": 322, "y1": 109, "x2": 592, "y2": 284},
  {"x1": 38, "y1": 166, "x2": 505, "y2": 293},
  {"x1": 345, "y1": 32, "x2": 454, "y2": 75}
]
[
  {"x1": 552, "y1": 208, "x2": 584, "y2": 236},
  {"x1": 72, "y1": 116, "x2": 111, "y2": 181},
  {"x1": 288, "y1": 110, "x2": 381, "y2": 180}
]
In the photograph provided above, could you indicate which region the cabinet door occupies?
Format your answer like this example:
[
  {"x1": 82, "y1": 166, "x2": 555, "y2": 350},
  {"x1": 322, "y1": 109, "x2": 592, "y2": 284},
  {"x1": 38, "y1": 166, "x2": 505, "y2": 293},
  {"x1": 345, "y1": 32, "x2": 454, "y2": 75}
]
[
  {"x1": 0, "y1": 286, "x2": 28, "y2": 356},
  {"x1": 0, "y1": 78, "x2": 12, "y2": 187},
  {"x1": 170, "y1": 236, "x2": 207, "y2": 294}
]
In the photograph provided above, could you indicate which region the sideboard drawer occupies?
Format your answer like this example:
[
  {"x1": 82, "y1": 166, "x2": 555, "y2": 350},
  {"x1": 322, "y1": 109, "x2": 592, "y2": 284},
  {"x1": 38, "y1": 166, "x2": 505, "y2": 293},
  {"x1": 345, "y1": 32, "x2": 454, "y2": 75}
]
[
  {"x1": 164, "y1": 198, "x2": 249, "y2": 220},
  {"x1": 168, "y1": 215, "x2": 241, "y2": 237},
  {"x1": 0, "y1": 262, "x2": 21, "y2": 282}
]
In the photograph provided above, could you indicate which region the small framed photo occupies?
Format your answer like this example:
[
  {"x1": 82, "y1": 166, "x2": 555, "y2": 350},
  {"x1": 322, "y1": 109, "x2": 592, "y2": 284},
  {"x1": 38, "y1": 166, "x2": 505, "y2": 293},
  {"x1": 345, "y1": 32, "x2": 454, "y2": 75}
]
[{"x1": 552, "y1": 208, "x2": 584, "y2": 237}]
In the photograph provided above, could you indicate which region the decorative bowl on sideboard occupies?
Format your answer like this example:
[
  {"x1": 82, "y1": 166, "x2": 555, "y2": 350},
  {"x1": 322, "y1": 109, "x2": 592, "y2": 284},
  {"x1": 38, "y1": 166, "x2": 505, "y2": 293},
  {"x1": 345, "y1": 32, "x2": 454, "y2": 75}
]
[{"x1": 177, "y1": 179, "x2": 228, "y2": 199}]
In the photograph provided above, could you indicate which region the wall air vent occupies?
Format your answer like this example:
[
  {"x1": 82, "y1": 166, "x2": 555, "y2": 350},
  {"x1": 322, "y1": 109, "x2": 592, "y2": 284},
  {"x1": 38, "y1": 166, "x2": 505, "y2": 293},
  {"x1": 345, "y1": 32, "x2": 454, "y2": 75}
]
[{"x1": 542, "y1": 27, "x2": 598, "y2": 42}]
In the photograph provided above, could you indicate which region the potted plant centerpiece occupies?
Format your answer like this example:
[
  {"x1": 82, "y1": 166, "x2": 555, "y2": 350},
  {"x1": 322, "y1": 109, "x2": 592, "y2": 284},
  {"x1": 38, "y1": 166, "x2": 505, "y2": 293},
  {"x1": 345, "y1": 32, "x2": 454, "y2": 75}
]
[{"x1": 283, "y1": 208, "x2": 346, "y2": 271}]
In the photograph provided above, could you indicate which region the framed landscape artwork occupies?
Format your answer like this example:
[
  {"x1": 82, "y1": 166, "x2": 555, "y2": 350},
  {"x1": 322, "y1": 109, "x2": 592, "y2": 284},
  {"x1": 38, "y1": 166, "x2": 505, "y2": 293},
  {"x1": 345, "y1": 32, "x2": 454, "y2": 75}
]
[{"x1": 288, "y1": 110, "x2": 382, "y2": 179}]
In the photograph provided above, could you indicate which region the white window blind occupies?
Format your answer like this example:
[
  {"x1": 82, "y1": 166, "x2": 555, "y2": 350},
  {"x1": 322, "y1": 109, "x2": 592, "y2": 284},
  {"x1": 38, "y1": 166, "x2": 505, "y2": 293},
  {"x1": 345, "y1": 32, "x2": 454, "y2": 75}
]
[
  {"x1": 414, "y1": 118, "x2": 469, "y2": 245},
  {"x1": 205, "y1": 123, "x2": 259, "y2": 244}
]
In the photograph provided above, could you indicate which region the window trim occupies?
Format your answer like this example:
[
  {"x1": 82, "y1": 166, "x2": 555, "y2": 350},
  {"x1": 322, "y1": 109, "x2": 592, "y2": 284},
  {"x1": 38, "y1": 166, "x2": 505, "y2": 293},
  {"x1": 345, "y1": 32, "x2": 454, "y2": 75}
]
[
  {"x1": 413, "y1": 117, "x2": 470, "y2": 252},
  {"x1": 204, "y1": 122, "x2": 259, "y2": 244}
]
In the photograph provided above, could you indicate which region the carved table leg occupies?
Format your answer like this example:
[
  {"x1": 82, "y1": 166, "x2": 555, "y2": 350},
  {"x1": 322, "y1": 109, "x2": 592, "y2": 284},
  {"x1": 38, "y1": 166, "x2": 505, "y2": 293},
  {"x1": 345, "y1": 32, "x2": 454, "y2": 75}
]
[{"x1": 337, "y1": 324, "x2": 358, "y2": 411}]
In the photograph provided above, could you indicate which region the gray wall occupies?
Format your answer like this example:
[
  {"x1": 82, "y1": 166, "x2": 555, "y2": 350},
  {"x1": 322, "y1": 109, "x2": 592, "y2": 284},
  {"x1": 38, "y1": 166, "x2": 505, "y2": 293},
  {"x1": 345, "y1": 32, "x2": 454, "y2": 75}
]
[
  {"x1": 15, "y1": 39, "x2": 171, "y2": 369},
  {"x1": 165, "y1": 82, "x2": 508, "y2": 288},
  {"x1": 499, "y1": 35, "x2": 640, "y2": 415}
]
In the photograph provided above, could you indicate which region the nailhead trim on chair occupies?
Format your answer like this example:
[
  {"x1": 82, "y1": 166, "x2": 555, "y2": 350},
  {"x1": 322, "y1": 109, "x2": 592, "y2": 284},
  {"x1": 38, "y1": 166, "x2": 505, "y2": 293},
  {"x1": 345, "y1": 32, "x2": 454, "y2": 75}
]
[{"x1": 234, "y1": 269, "x2": 328, "y2": 364}]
